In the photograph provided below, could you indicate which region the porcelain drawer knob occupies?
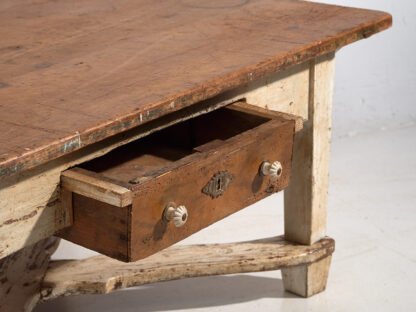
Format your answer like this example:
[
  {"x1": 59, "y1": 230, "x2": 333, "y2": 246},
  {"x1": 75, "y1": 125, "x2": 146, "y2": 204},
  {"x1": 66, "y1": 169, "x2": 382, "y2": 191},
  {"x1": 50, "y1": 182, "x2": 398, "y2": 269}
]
[
  {"x1": 260, "y1": 161, "x2": 283, "y2": 180},
  {"x1": 164, "y1": 204, "x2": 188, "y2": 227}
]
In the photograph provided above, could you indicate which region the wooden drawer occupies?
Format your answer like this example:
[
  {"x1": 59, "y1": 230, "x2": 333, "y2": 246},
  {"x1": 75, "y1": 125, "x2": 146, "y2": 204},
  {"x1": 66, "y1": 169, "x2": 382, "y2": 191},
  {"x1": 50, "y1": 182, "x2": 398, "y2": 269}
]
[{"x1": 58, "y1": 102, "x2": 297, "y2": 262}]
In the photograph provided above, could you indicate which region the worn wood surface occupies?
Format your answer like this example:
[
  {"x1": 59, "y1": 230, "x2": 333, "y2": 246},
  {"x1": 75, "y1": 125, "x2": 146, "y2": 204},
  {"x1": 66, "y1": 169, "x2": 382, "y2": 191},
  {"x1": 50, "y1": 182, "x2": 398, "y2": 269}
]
[
  {"x1": 0, "y1": 0, "x2": 391, "y2": 177},
  {"x1": 60, "y1": 105, "x2": 296, "y2": 261},
  {"x1": 61, "y1": 168, "x2": 132, "y2": 207},
  {"x1": 0, "y1": 237, "x2": 59, "y2": 312},
  {"x1": 60, "y1": 193, "x2": 131, "y2": 262},
  {"x1": 40, "y1": 236, "x2": 335, "y2": 302}
]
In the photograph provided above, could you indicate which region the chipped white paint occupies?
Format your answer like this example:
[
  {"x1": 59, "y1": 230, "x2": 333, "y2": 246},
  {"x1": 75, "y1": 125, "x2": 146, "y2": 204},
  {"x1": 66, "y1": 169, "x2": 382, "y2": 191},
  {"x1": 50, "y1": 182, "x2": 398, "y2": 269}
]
[
  {"x1": 282, "y1": 52, "x2": 335, "y2": 295},
  {"x1": 283, "y1": 52, "x2": 335, "y2": 245}
]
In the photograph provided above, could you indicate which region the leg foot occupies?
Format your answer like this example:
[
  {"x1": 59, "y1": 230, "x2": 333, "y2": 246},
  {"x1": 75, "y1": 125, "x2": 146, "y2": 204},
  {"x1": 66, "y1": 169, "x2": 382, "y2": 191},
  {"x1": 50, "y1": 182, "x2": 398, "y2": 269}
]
[{"x1": 282, "y1": 255, "x2": 331, "y2": 297}]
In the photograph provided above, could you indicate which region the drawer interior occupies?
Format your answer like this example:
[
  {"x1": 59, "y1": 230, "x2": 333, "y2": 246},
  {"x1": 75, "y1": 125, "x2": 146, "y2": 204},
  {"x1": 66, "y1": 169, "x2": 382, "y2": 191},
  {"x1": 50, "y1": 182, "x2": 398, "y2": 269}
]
[{"x1": 79, "y1": 106, "x2": 272, "y2": 184}]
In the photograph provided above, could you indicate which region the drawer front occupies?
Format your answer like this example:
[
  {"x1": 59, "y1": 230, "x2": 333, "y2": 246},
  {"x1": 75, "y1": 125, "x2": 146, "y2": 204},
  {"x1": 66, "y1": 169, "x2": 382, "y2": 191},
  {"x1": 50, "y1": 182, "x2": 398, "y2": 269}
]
[
  {"x1": 59, "y1": 102, "x2": 298, "y2": 262},
  {"x1": 130, "y1": 120, "x2": 294, "y2": 260}
]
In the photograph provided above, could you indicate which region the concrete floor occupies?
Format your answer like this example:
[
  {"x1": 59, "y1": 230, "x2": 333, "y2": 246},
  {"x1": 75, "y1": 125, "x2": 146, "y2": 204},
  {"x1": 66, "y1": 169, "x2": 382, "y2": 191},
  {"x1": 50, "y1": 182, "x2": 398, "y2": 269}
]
[{"x1": 35, "y1": 125, "x2": 416, "y2": 312}]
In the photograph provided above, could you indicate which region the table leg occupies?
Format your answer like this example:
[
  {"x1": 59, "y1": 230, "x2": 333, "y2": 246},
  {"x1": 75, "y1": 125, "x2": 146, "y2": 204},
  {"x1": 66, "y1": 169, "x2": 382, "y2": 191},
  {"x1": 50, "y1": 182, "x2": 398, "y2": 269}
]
[
  {"x1": 282, "y1": 52, "x2": 335, "y2": 297},
  {"x1": 0, "y1": 237, "x2": 60, "y2": 312}
]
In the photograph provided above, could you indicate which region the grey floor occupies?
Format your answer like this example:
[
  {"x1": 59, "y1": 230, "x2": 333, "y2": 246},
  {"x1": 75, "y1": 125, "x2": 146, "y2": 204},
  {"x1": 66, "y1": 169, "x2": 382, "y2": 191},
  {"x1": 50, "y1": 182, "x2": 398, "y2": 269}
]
[{"x1": 35, "y1": 125, "x2": 416, "y2": 312}]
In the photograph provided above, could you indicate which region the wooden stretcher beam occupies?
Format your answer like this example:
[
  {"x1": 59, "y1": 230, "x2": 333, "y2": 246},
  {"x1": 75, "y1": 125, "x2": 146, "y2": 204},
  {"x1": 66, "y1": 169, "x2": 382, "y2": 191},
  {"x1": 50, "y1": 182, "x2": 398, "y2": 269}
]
[{"x1": 40, "y1": 236, "x2": 334, "y2": 302}]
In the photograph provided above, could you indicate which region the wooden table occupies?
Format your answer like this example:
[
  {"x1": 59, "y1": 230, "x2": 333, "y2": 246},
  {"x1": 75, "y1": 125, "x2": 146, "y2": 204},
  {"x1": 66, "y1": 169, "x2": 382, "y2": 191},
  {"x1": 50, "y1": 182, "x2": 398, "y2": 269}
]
[{"x1": 0, "y1": 1, "x2": 391, "y2": 311}]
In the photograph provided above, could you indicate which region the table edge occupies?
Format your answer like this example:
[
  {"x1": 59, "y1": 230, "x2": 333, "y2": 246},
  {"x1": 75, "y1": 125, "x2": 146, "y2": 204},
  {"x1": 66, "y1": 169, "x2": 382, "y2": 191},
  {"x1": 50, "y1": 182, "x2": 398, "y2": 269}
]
[{"x1": 0, "y1": 12, "x2": 392, "y2": 178}]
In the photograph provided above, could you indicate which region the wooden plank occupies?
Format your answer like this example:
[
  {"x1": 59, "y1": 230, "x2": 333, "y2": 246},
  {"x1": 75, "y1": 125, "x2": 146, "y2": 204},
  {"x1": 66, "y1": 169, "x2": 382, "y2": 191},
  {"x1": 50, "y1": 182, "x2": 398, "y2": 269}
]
[
  {"x1": 61, "y1": 168, "x2": 132, "y2": 207},
  {"x1": 40, "y1": 236, "x2": 335, "y2": 302},
  {"x1": 0, "y1": 0, "x2": 392, "y2": 177}
]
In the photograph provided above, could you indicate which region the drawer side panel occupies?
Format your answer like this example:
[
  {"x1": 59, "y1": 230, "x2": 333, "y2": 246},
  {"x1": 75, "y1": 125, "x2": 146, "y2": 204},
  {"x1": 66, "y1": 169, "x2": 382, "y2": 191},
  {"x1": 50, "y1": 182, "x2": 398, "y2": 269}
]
[{"x1": 59, "y1": 194, "x2": 130, "y2": 261}]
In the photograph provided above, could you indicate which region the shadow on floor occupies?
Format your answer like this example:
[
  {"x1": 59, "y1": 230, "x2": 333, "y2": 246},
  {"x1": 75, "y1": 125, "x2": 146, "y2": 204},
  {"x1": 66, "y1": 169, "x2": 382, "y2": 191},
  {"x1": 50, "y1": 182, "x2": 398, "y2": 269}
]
[{"x1": 35, "y1": 274, "x2": 298, "y2": 312}]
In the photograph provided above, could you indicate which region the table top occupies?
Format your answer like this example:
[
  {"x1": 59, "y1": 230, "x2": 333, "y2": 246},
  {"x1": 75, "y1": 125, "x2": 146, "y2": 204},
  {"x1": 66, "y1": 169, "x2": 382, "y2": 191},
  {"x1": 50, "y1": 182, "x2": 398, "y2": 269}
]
[{"x1": 0, "y1": 0, "x2": 391, "y2": 177}]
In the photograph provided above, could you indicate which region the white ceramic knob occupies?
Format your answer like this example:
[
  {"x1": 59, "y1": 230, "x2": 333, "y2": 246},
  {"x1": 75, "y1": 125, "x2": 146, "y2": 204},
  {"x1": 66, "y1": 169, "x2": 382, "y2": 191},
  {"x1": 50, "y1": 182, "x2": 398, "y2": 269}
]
[
  {"x1": 164, "y1": 205, "x2": 188, "y2": 227},
  {"x1": 260, "y1": 161, "x2": 283, "y2": 180}
]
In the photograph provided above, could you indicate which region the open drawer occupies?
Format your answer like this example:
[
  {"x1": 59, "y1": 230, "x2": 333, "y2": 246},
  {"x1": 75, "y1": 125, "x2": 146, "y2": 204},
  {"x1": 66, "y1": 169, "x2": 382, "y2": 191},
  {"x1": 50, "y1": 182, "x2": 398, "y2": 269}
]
[{"x1": 59, "y1": 102, "x2": 299, "y2": 262}]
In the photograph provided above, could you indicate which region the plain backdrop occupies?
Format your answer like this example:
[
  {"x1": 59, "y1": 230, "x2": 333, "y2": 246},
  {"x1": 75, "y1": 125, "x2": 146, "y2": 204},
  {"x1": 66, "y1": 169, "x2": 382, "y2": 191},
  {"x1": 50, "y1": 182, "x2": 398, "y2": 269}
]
[
  {"x1": 313, "y1": 0, "x2": 416, "y2": 137},
  {"x1": 35, "y1": 1, "x2": 416, "y2": 311}
]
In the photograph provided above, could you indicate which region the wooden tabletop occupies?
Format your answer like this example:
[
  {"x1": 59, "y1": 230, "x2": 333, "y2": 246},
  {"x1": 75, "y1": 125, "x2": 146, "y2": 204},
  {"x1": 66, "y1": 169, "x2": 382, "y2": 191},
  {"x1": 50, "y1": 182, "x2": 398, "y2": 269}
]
[{"x1": 0, "y1": 0, "x2": 391, "y2": 177}]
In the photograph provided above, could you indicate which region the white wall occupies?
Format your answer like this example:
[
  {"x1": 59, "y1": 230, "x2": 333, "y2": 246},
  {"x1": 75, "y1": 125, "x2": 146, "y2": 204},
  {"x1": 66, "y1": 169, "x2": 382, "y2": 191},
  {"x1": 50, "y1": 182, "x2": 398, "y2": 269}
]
[{"x1": 312, "y1": 0, "x2": 416, "y2": 137}]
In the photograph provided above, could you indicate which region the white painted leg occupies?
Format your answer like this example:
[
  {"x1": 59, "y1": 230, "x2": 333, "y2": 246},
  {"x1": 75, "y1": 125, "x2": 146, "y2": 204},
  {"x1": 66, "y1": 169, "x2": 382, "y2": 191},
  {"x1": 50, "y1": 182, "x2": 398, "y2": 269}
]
[
  {"x1": 282, "y1": 52, "x2": 335, "y2": 296},
  {"x1": 0, "y1": 237, "x2": 60, "y2": 312}
]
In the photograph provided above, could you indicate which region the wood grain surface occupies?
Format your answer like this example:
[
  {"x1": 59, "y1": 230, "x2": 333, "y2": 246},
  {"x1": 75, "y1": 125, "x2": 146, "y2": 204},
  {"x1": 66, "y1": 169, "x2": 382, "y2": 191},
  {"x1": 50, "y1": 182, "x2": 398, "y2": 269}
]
[
  {"x1": 40, "y1": 236, "x2": 335, "y2": 302},
  {"x1": 0, "y1": 0, "x2": 391, "y2": 177}
]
